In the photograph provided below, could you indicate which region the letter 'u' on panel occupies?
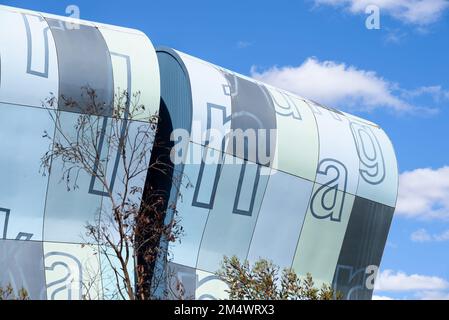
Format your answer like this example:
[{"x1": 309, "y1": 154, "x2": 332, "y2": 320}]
[
  {"x1": 44, "y1": 242, "x2": 102, "y2": 300},
  {"x1": 97, "y1": 28, "x2": 161, "y2": 121},
  {"x1": 196, "y1": 270, "x2": 229, "y2": 300},
  {"x1": 311, "y1": 104, "x2": 360, "y2": 195},
  {"x1": 351, "y1": 122, "x2": 399, "y2": 207},
  {"x1": 0, "y1": 9, "x2": 59, "y2": 108},
  {"x1": 266, "y1": 87, "x2": 319, "y2": 181},
  {"x1": 196, "y1": 155, "x2": 270, "y2": 273},
  {"x1": 175, "y1": 51, "x2": 232, "y2": 151},
  {"x1": 247, "y1": 170, "x2": 313, "y2": 269},
  {"x1": 169, "y1": 143, "x2": 212, "y2": 269},
  {"x1": 0, "y1": 104, "x2": 53, "y2": 241},
  {"x1": 292, "y1": 182, "x2": 355, "y2": 287}
]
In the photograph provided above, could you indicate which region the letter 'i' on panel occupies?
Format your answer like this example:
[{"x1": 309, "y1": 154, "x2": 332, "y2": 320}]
[
  {"x1": 0, "y1": 10, "x2": 59, "y2": 108},
  {"x1": 292, "y1": 182, "x2": 355, "y2": 287},
  {"x1": 97, "y1": 27, "x2": 161, "y2": 121}
]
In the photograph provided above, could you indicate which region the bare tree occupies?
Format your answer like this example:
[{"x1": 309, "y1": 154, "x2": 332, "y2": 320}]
[{"x1": 41, "y1": 88, "x2": 184, "y2": 300}]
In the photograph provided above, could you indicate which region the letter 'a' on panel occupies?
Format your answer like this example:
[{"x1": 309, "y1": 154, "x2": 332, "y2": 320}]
[
  {"x1": 97, "y1": 27, "x2": 161, "y2": 121},
  {"x1": 292, "y1": 182, "x2": 355, "y2": 287},
  {"x1": 174, "y1": 51, "x2": 232, "y2": 151},
  {"x1": 196, "y1": 155, "x2": 270, "y2": 273},
  {"x1": 265, "y1": 87, "x2": 319, "y2": 181},
  {"x1": 0, "y1": 103, "x2": 53, "y2": 241},
  {"x1": 351, "y1": 121, "x2": 399, "y2": 207},
  {"x1": 310, "y1": 102, "x2": 360, "y2": 196},
  {"x1": 196, "y1": 270, "x2": 229, "y2": 300},
  {"x1": 333, "y1": 197, "x2": 395, "y2": 300},
  {"x1": 44, "y1": 242, "x2": 102, "y2": 300},
  {"x1": 169, "y1": 143, "x2": 212, "y2": 269},
  {"x1": 43, "y1": 111, "x2": 105, "y2": 243},
  {"x1": 0, "y1": 240, "x2": 47, "y2": 300},
  {"x1": 247, "y1": 170, "x2": 313, "y2": 269},
  {"x1": 0, "y1": 9, "x2": 59, "y2": 108}
]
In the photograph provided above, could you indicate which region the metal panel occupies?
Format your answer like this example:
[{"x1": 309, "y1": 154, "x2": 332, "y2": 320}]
[
  {"x1": 0, "y1": 10, "x2": 59, "y2": 108},
  {"x1": 247, "y1": 170, "x2": 313, "y2": 269},
  {"x1": 311, "y1": 102, "x2": 360, "y2": 195},
  {"x1": 175, "y1": 51, "x2": 232, "y2": 152},
  {"x1": 0, "y1": 103, "x2": 53, "y2": 241},
  {"x1": 351, "y1": 122, "x2": 399, "y2": 207},
  {"x1": 333, "y1": 197, "x2": 394, "y2": 300},
  {"x1": 0, "y1": 240, "x2": 46, "y2": 300},
  {"x1": 44, "y1": 242, "x2": 102, "y2": 300},
  {"x1": 196, "y1": 155, "x2": 270, "y2": 273},
  {"x1": 292, "y1": 183, "x2": 355, "y2": 287},
  {"x1": 267, "y1": 87, "x2": 319, "y2": 181},
  {"x1": 43, "y1": 111, "x2": 105, "y2": 243},
  {"x1": 98, "y1": 27, "x2": 160, "y2": 121},
  {"x1": 46, "y1": 18, "x2": 114, "y2": 115}
]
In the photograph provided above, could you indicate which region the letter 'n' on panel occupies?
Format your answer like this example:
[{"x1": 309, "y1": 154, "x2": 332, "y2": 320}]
[{"x1": 0, "y1": 9, "x2": 59, "y2": 108}]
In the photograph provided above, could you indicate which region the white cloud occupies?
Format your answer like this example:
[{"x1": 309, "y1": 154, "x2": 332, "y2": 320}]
[
  {"x1": 416, "y1": 290, "x2": 449, "y2": 300},
  {"x1": 313, "y1": 0, "x2": 449, "y2": 25},
  {"x1": 410, "y1": 229, "x2": 433, "y2": 242},
  {"x1": 251, "y1": 58, "x2": 438, "y2": 114},
  {"x1": 372, "y1": 295, "x2": 394, "y2": 300},
  {"x1": 396, "y1": 167, "x2": 449, "y2": 220},
  {"x1": 411, "y1": 229, "x2": 449, "y2": 242},
  {"x1": 374, "y1": 270, "x2": 449, "y2": 300},
  {"x1": 375, "y1": 270, "x2": 449, "y2": 291},
  {"x1": 401, "y1": 85, "x2": 449, "y2": 103}
]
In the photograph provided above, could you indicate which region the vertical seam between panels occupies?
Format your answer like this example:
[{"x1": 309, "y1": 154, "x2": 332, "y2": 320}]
[
  {"x1": 244, "y1": 166, "x2": 272, "y2": 264},
  {"x1": 289, "y1": 101, "x2": 321, "y2": 271}
]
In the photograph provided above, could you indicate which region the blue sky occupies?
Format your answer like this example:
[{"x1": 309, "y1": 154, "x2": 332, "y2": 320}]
[{"x1": 3, "y1": 0, "x2": 449, "y2": 299}]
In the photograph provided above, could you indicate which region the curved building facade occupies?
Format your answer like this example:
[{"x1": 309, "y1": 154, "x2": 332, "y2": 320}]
[
  {"x1": 0, "y1": 5, "x2": 160, "y2": 300},
  {"x1": 0, "y1": 5, "x2": 398, "y2": 300},
  {"x1": 157, "y1": 48, "x2": 398, "y2": 300}
]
